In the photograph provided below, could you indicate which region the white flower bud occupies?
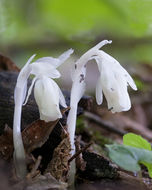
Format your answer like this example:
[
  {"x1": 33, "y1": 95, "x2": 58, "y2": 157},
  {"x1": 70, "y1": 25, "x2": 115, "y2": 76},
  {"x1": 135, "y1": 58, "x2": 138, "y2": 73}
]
[{"x1": 34, "y1": 76, "x2": 62, "y2": 122}]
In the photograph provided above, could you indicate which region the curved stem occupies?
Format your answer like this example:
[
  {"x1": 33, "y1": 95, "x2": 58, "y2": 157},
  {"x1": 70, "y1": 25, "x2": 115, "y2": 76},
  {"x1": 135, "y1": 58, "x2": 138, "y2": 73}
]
[
  {"x1": 67, "y1": 105, "x2": 77, "y2": 155},
  {"x1": 13, "y1": 86, "x2": 27, "y2": 178}
]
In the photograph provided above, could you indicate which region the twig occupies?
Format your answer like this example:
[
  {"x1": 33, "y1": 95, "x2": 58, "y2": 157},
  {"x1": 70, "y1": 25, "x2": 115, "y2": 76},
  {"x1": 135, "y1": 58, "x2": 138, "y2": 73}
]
[
  {"x1": 68, "y1": 142, "x2": 93, "y2": 163},
  {"x1": 26, "y1": 155, "x2": 42, "y2": 178},
  {"x1": 84, "y1": 111, "x2": 126, "y2": 136}
]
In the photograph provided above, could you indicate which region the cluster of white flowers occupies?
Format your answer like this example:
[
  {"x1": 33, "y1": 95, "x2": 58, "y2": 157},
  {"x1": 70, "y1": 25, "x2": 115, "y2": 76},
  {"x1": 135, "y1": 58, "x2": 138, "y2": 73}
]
[{"x1": 13, "y1": 40, "x2": 137, "y2": 178}]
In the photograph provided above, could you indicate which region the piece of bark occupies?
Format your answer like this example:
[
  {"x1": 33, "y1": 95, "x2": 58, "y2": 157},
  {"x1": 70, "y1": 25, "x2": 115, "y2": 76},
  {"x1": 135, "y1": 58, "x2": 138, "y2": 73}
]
[
  {"x1": 78, "y1": 151, "x2": 118, "y2": 180},
  {"x1": 0, "y1": 71, "x2": 93, "y2": 133}
]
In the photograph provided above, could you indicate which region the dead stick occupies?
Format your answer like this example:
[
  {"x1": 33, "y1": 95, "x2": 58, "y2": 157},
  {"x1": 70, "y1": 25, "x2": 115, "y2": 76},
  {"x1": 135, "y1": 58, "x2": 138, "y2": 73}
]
[
  {"x1": 84, "y1": 111, "x2": 126, "y2": 136},
  {"x1": 27, "y1": 155, "x2": 42, "y2": 178},
  {"x1": 68, "y1": 142, "x2": 93, "y2": 163}
]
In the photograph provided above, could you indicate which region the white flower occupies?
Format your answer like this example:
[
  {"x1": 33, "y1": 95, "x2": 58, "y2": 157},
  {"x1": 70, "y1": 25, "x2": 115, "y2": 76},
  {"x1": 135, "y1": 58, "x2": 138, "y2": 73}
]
[
  {"x1": 92, "y1": 50, "x2": 137, "y2": 113},
  {"x1": 70, "y1": 40, "x2": 137, "y2": 113},
  {"x1": 17, "y1": 49, "x2": 73, "y2": 121},
  {"x1": 34, "y1": 76, "x2": 67, "y2": 122}
]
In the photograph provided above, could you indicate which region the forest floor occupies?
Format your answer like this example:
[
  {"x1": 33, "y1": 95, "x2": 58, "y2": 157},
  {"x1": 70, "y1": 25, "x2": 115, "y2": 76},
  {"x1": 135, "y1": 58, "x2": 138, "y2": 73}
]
[{"x1": 0, "y1": 53, "x2": 152, "y2": 190}]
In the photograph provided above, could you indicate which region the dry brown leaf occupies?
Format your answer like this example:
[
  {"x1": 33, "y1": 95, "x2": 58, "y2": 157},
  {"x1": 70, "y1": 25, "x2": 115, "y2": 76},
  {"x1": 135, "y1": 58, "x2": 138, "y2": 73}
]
[
  {"x1": 0, "y1": 53, "x2": 20, "y2": 71},
  {"x1": 0, "y1": 125, "x2": 13, "y2": 160},
  {"x1": 22, "y1": 119, "x2": 59, "y2": 153},
  {"x1": 46, "y1": 128, "x2": 71, "y2": 182}
]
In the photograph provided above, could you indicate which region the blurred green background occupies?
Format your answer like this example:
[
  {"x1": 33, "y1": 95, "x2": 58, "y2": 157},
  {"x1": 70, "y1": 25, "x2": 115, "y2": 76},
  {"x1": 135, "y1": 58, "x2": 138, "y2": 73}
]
[{"x1": 0, "y1": 0, "x2": 152, "y2": 89}]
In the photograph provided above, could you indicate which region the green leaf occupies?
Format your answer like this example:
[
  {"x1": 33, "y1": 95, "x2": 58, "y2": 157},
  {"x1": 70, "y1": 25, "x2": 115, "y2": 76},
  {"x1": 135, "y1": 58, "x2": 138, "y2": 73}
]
[
  {"x1": 106, "y1": 144, "x2": 152, "y2": 173},
  {"x1": 106, "y1": 144, "x2": 140, "y2": 172},
  {"x1": 123, "y1": 133, "x2": 151, "y2": 151},
  {"x1": 123, "y1": 133, "x2": 152, "y2": 177}
]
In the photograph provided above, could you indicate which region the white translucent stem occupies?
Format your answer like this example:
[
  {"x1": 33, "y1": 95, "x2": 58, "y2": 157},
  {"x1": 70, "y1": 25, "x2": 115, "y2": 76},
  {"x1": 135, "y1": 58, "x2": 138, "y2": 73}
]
[
  {"x1": 67, "y1": 105, "x2": 77, "y2": 155},
  {"x1": 68, "y1": 159, "x2": 76, "y2": 189},
  {"x1": 13, "y1": 86, "x2": 27, "y2": 178}
]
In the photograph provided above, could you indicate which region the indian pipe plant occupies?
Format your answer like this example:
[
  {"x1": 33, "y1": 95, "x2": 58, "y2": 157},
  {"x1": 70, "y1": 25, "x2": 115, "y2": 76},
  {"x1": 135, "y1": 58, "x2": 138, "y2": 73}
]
[{"x1": 13, "y1": 40, "x2": 137, "y2": 179}]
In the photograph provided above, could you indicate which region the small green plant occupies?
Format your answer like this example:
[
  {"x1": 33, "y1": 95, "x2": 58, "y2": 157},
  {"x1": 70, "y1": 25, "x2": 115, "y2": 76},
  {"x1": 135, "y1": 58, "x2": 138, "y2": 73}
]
[{"x1": 106, "y1": 133, "x2": 152, "y2": 177}]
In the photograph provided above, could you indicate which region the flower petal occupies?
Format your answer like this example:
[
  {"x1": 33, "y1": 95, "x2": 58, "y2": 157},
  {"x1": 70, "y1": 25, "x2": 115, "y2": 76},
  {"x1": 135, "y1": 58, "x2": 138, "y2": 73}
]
[
  {"x1": 95, "y1": 77, "x2": 103, "y2": 105},
  {"x1": 58, "y1": 49, "x2": 74, "y2": 67},
  {"x1": 35, "y1": 57, "x2": 60, "y2": 68},
  {"x1": 34, "y1": 77, "x2": 62, "y2": 121},
  {"x1": 58, "y1": 88, "x2": 67, "y2": 108},
  {"x1": 121, "y1": 68, "x2": 137, "y2": 90},
  {"x1": 93, "y1": 50, "x2": 135, "y2": 113},
  {"x1": 34, "y1": 49, "x2": 73, "y2": 70},
  {"x1": 23, "y1": 77, "x2": 37, "y2": 106},
  {"x1": 31, "y1": 62, "x2": 61, "y2": 78},
  {"x1": 14, "y1": 54, "x2": 36, "y2": 104},
  {"x1": 49, "y1": 79, "x2": 67, "y2": 108}
]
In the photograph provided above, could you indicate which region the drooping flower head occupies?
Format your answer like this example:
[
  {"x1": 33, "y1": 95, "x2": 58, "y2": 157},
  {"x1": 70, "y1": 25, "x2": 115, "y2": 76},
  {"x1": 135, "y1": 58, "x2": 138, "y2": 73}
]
[
  {"x1": 15, "y1": 49, "x2": 73, "y2": 121},
  {"x1": 71, "y1": 40, "x2": 137, "y2": 113},
  {"x1": 90, "y1": 45, "x2": 137, "y2": 113}
]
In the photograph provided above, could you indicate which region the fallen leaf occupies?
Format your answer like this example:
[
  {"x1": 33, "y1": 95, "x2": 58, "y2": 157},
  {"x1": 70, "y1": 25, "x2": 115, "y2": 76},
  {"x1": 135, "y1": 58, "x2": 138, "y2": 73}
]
[{"x1": 22, "y1": 119, "x2": 59, "y2": 153}]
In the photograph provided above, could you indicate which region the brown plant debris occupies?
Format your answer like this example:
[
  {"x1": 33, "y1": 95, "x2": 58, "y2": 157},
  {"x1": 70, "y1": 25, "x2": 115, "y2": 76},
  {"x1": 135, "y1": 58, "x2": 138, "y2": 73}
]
[
  {"x1": 22, "y1": 119, "x2": 59, "y2": 153},
  {"x1": 0, "y1": 124, "x2": 13, "y2": 160},
  {"x1": 45, "y1": 128, "x2": 71, "y2": 182},
  {"x1": 75, "y1": 136, "x2": 86, "y2": 171},
  {"x1": 26, "y1": 155, "x2": 42, "y2": 179},
  {"x1": 0, "y1": 53, "x2": 20, "y2": 72},
  {"x1": 13, "y1": 173, "x2": 67, "y2": 190}
]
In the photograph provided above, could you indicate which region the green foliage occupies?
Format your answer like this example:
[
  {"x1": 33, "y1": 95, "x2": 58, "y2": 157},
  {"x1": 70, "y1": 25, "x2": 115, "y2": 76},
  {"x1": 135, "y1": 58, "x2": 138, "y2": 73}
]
[
  {"x1": 106, "y1": 144, "x2": 152, "y2": 173},
  {"x1": 1, "y1": 0, "x2": 152, "y2": 43},
  {"x1": 106, "y1": 133, "x2": 152, "y2": 177},
  {"x1": 1, "y1": 0, "x2": 152, "y2": 64},
  {"x1": 124, "y1": 133, "x2": 152, "y2": 177},
  {"x1": 123, "y1": 133, "x2": 151, "y2": 150}
]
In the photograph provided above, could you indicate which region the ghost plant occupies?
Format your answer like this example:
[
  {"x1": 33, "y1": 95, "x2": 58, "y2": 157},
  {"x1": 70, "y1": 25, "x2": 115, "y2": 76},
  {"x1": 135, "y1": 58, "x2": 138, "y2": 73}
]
[
  {"x1": 13, "y1": 49, "x2": 73, "y2": 178},
  {"x1": 67, "y1": 40, "x2": 137, "y2": 156}
]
